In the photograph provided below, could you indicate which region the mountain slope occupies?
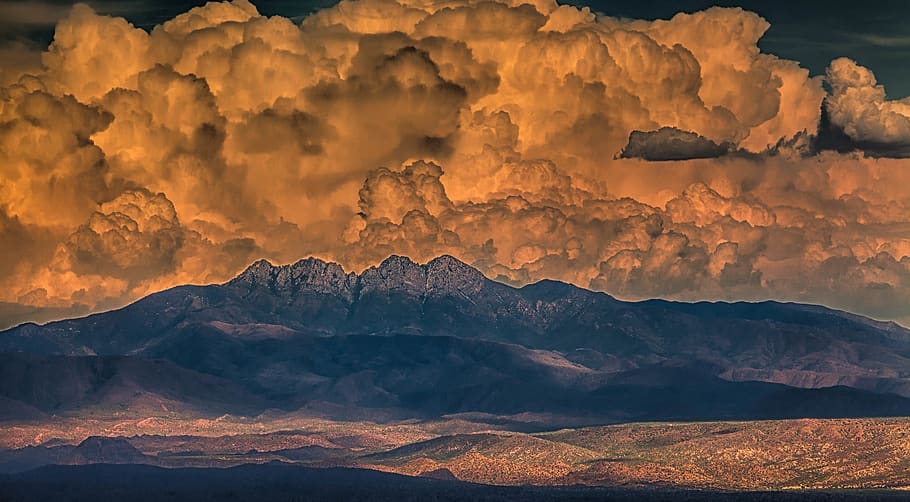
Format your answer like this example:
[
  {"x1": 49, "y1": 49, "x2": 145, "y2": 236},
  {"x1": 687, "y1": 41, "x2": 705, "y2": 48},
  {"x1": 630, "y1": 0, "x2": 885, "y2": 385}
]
[
  {"x1": 3, "y1": 255, "x2": 910, "y2": 420},
  {"x1": 0, "y1": 352, "x2": 268, "y2": 417}
]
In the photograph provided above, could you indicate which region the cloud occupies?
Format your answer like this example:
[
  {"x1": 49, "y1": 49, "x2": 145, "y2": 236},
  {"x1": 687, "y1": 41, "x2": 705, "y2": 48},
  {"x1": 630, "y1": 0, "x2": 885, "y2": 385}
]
[
  {"x1": 42, "y1": 3, "x2": 152, "y2": 101},
  {"x1": 0, "y1": 90, "x2": 116, "y2": 229},
  {"x1": 824, "y1": 57, "x2": 910, "y2": 156},
  {"x1": 854, "y1": 33, "x2": 910, "y2": 48},
  {"x1": 0, "y1": 0, "x2": 908, "y2": 325},
  {"x1": 0, "y1": 1, "x2": 72, "y2": 29},
  {"x1": 619, "y1": 127, "x2": 733, "y2": 161},
  {"x1": 0, "y1": 42, "x2": 44, "y2": 88},
  {"x1": 0, "y1": 208, "x2": 56, "y2": 281},
  {"x1": 60, "y1": 189, "x2": 185, "y2": 279},
  {"x1": 340, "y1": 153, "x2": 910, "y2": 325}
]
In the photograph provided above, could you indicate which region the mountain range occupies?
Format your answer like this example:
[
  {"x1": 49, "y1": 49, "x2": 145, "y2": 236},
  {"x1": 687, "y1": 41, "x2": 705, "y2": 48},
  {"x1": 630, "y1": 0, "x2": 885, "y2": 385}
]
[{"x1": 3, "y1": 254, "x2": 910, "y2": 422}]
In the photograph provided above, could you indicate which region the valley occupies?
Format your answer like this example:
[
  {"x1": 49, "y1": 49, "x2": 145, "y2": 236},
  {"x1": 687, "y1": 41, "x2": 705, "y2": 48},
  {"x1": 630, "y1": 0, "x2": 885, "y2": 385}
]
[{"x1": 4, "y1": 415, "x2": 910, "y2": 491}]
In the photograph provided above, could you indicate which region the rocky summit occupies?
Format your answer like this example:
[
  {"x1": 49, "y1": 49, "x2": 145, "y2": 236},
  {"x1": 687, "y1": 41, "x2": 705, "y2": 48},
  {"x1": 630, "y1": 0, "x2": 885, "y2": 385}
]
[
  {"x1": 2, "y1": 254, "x2": 910, "y2": 422},
  {"x1": 230, "y1": 254, "x2": 486, "y2": 299}
]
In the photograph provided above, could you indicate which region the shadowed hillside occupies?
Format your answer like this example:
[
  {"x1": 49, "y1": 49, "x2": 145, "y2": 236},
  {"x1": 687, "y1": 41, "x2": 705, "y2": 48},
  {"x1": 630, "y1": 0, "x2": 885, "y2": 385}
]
[{"x1": 3, "y1": 255, "x2": 910, "y2": 422}]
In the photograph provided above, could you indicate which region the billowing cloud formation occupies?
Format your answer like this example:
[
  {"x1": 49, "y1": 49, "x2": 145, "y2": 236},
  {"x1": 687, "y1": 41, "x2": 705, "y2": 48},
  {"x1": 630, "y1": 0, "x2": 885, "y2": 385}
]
[
  {"x1": 1, "y1": 0, "x2": 910, "y2": 327},
  {"x1": 825, "y1": 57, "x2": 910, "y2": 156},
  {"x1": 62, "y1": 189, "x2": 184, "y2": 279},
  {"x1": 342, "y1": 156, "x2": 910, "y2": 324},
  {"x1": 619, "y1": 127, "x2": 733, "y2": 161}
]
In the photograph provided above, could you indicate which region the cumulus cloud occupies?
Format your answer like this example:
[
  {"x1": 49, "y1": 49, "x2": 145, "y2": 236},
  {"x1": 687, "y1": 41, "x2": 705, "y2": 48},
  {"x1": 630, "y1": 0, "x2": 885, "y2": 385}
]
[
  {"x1": 619, "y1": 127, "x2": 733, "y2": 161},
  {"x1": 61, "y1": 189, "x2": 185, "y2": 279},
  {"x1": 0, "y1": 42, "x2": 43, "y2": 88},
  {"x1": 824, "y1": 57, "x2": 910, "y2": 156},
  {"x1": 1, "y1": 0, "x2": 910, "y2": 327},
  {"x1": 0, "y1": 89, "x2": 116, "y2": 229},
  {"x1": 341, "y1": 154, "x2": 910, "y2": 325}
]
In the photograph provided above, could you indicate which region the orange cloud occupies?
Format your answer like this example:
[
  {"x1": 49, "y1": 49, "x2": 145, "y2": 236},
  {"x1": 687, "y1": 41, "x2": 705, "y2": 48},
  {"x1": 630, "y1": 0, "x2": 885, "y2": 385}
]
[{"x1": 1, "y1": 0, "x2": 909, "y2": 328}]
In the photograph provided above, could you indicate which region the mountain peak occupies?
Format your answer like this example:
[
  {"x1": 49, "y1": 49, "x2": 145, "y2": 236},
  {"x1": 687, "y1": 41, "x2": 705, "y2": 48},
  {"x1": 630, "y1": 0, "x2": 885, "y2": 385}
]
[
  {"x1": 377, "y1": 254, "x2": 421, "y2": 272},
  {"x1": 361, "y1": 255, "x2": 426, "y2": 295},
  {"x1": 70, "y1": 436, "x2": 148, "y2": 465},
  {"x1": 229, "y1": 254, "x2": 491, "y2": 300},
  {"x1": 229, "y1": 257, "x2": 355, "y2": 298},
  {"x1": 356, "y1": 254, "x2": 487, "y2": 297},
  {"x1": 426, "y1": 255, "x2": 485, "y2": 295},
  {"x1": 427, "y1": 254, "x2": 471, "y2": 270},
  {"x1": 233, "y1": 259, "x2": 278, "y2": 285},
  {"x1": 7, "y1": 252, "x2": 910, "y2": 427}
]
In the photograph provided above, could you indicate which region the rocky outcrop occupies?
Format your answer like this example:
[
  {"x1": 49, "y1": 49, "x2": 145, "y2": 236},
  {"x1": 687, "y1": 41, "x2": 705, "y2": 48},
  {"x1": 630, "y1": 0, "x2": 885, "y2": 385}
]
[
  {"x1": 230, "y1": 254, "x2": 490, "y2": 303},
  {"x1": 230, "y1": 257, "x2": 357, "y2": 300}
]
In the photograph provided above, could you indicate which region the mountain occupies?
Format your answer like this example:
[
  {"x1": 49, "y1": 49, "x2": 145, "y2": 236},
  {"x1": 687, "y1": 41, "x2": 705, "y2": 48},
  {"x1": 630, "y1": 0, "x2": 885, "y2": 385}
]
[
  {"x1": 3, "y1": 254, "x2": 910, "y2": 421},
  {"x1": 0, "y1": 436, "x2": 152, "y2": 474},
  {"x1": 0, "y1": 352, "x2": 268, "y2": 418},
  {"x1": 357, "y1": 419, "x2": 910, "y2": 490},
  {"x1": 0, "y1": 302, "x2": 89, "y2": 332},
  {"x1": 3, "y1": 462, "x2": 867, "y2": 502}
]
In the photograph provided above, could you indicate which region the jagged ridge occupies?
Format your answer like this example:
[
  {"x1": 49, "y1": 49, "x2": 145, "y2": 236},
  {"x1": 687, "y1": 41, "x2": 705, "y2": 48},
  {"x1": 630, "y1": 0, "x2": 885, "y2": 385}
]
[
  {"x1": 4, "y1": 254, "x2": 910, "y2": 421},
  {"x1": 229, "y1": 254, "x2": 486, "y2": 301}
]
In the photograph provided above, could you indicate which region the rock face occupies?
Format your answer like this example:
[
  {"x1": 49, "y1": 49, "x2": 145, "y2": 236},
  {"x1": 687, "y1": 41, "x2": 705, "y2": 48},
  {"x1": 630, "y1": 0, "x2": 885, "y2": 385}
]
[
  {"x1": 230, "y1": 254, "x2": 487, "y2": 301},
  {"x1": 3, "y1": 254, "x2": 910, "y2": 421},
  {"x1": 231, "y1": 257, "x2": 357, "y2": 299}
]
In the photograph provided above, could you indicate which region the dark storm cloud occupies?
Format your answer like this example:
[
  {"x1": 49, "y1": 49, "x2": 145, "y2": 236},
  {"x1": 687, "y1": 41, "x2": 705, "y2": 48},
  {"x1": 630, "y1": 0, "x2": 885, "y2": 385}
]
[{"x1": 619, "y1": 127, "x2": 733, "y2": 161}]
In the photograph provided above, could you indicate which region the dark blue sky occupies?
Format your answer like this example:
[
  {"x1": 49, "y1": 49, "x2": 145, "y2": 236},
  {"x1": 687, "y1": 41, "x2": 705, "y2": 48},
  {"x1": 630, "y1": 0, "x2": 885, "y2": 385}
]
[{"x1": 2, "y1": 0, "x2": 909, "y2": 97}]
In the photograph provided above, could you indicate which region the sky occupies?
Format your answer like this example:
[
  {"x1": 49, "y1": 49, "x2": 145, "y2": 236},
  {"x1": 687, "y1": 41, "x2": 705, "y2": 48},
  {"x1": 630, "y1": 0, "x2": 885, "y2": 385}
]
[
  {"x1": 5, "y1": 0, "x2": 910, "y2": 97},
  {"x1": 1, "y1": 0, "x2": 910, "y2": 328}
]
